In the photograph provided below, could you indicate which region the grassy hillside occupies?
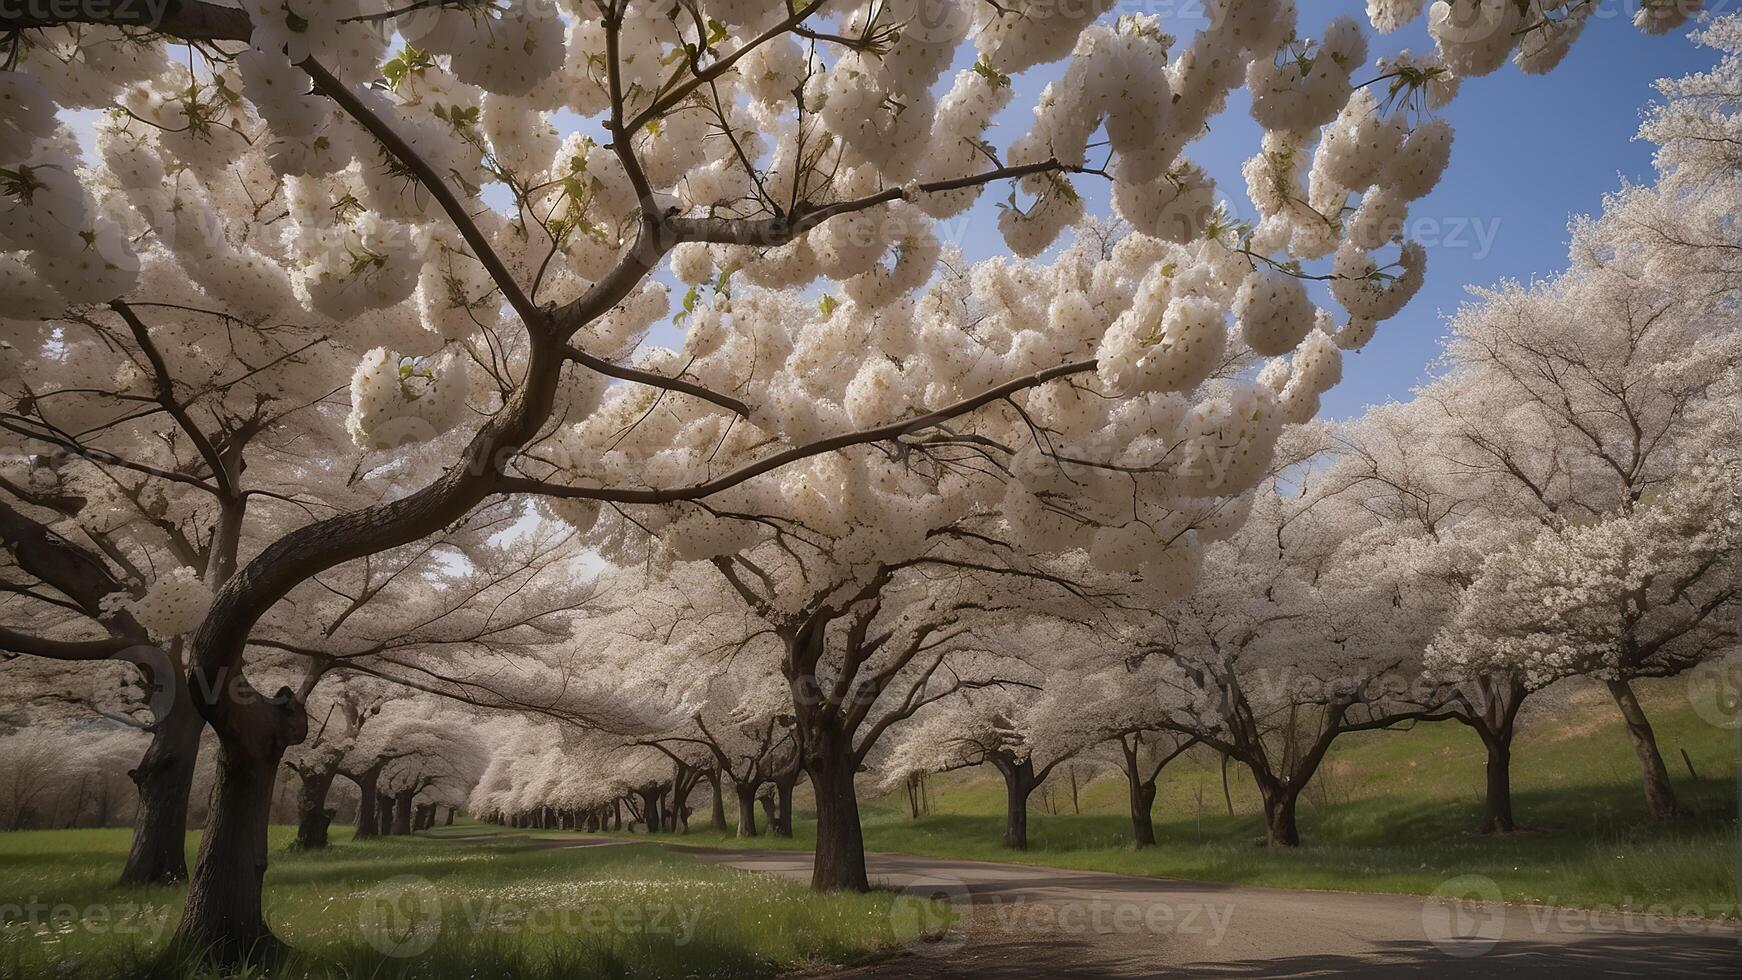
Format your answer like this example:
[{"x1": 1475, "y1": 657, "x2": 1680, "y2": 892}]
[{"x1": 617, "y1": 676, "x2": 1742, "y2": 914}]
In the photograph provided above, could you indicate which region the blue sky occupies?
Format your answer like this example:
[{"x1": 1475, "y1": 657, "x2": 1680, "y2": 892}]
[{"x1": 943, "y1": 3, "x2": 1716, "y2": 419}]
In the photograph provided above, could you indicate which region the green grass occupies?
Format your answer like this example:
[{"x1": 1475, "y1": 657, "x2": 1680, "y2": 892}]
[
  {"x1": 0, "y1": 829, "x2": 941, "y2": 979},
  {"x1": 586, "y1": 678, "x2": 1740, "y2": 917}
]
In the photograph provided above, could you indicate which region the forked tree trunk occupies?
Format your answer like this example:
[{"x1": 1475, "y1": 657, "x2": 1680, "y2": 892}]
[
  {"x1": 1126, "y1": 764, "x2": 1158, "y2": 849},
  {"x1": 120, "y1": 698, "x2": 203, "y2": 884},
  {"x1": 637, "y1": 789, "x2": 662, "y2": 833},
  {"x1": 1119, "y1": 737, "x2": 1158, "y2": 848},
  {"x1": 290, "y1": 767, "x2": 336, "y2": 851},
  {"x1": 734, "y1": 783, "x2": 759, "y2": 838},
  {"x1": 1606, "y1": 678, "x2": 1687, "y2": 820},
  {"x1": 807, "y1": 738, "x2": 868, "y2": 892},
  {"x1": 172, "y1": 691, "x2": 306, "y2": 966}
]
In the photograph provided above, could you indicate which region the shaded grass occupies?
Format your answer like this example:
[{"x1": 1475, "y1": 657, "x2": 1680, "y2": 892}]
[{"x1": 0, "y1": 832, "x2": 931, "y2": 979}]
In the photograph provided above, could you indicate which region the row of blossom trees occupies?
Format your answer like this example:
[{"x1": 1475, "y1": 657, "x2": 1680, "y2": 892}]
[
  {"x1": 0, "y1": 0, "x2": 1724, "y2": 965},
  {"x1": 481, "y1": 7, "x2": 1741, "y2": 860}
]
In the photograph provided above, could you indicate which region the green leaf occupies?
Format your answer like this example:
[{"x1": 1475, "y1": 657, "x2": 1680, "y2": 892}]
[{"x1": 971, "y1": 59, "x2": 1012, "y2": 89}]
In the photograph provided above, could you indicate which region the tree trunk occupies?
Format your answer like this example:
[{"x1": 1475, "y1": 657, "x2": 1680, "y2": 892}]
[
  {"x1": 1121, "y1": 742, "x2": 1158, "y2": 848},
  {"x1": 172, "y1": 696, "x2": 303, "y2": 965},
  {"x1": 708, "y1": 771, "x2": 728, "y2": 833},
  {"x1": 1259, "y1": 781, "x2": 1300, "y2": 847},
  {"x1": 119, "y1": 698, "x2": 202, "y2": 884},
  {"x1": 1606, "y1": 678, "x2": 1686, "y2": 820},
  {"x1": 773, "y1": 777, "x2": 795, "y2": 838},
  {"x1": 807, "y1": 739, "x2": 868, "y2": 892},
  {"x1": 444, "y1": 806, "x2": 455, "y2": 826},
  {"x1": 997, "y1": 758, "x2": 1037, "y2": 850},
  {"x1": 377, "y1": 795, "x2": 394, "y2": 835},
  {"x1": 734, "y1": 782, "x2": 759, "y2": 837},
  {"x1": 391, "y1": 790, "x2": 413, "y2": 835},
  {"x1": 637, "y1": 789, "x2": 662, "y2": 833},
  {"x1": 290, "y1": 767, "x2": 336, "y2": 851},
  {"x1": 350, "y1": 765, "x2": 382, "y2": 840},
  {"x1": 1479, "y1": 730, "x2": 1516, "y2": 834}
]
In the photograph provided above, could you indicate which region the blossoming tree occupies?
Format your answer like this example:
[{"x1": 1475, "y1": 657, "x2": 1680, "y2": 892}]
[{"x1": 0, "y1": 0, "x2": 1693, "y2": 959}]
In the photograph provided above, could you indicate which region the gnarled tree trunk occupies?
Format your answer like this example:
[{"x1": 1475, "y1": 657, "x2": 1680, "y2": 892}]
[
  {"x1": 290, "y1": 766, "x2": 336, "y2": 851},
  {"x1": 120, "y1": 697, "x2": 203, "y2": 884},
  {"x1": 171, "y1": 690, "x2": 306, "y2": 965}
]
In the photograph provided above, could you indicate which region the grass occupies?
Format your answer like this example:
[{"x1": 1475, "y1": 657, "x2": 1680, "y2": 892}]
[
  {"x1": 0, "y1": 830, "x2": 942, "y2": 979},
  {"x1": 581, "y1": 677, "x2": 1741, "y2": 917},
  {"x1": 0, "y1": 679, "x2": 1733, "y2": 976}
]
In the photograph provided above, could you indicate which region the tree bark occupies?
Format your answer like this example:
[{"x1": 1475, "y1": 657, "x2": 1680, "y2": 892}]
[
  {"x1": 773, "y1": 776, "x2": 796, "y2": 838},
  {"x1": 707, "y1": 771, "x2": 728, "y2": 833},
  {"x1": 444, "y1": 806, "x2": 455, "y2": 826},
  {"x1": 1259, "y1": 781, "x2": 1300, "y2": 847},
  {"x1": 807, "y1": 738, "x2": 868, "y2": 892},
  {"x1": 376, "y1": 795, "x2": 394, "y2": 835},
  {"x1": 119, "y1": 698, "x2": 202, "y2": 884},
  {"x1": 290, "y1": 767, "x2": 336, "y2": 851},
  {"x1": 1479, "y1": 730, "x2": 1516, "y2": 834},
  {"x1": 1121, "y1": 740, "x2": 1158, "y2": 848},
  {"x1": 1606, "y1": 678, "x2": 1687, "y2": 820},
  {"x1": 734, "y1": 782, "x2": 759, "y2": 837},
  {"x1": 172, "y1": 693, "x2": 304, "y2": 965},
  {"x1": 995, "y1": 758, "x2": 1038, "y2": 850},
  {"x1": 348, "y1": 764, "x2": 382, "y2": 839},
  {"x1": 637, "y1": 789, "x2": 662, "y2": 833}
]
